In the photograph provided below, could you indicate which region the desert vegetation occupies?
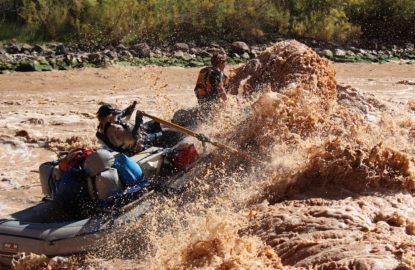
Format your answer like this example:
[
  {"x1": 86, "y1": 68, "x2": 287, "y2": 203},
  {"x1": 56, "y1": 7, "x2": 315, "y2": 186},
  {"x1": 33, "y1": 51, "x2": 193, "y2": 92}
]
[{"x1": 0, "y1": 0, "x2": 414, "y2": 45}]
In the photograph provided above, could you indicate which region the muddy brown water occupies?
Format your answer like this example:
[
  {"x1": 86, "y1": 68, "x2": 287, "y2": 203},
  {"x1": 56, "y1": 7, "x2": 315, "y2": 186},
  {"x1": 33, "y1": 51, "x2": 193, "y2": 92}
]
[{"x1": 0, "y1": 59, "x2": 415, "y2": 269}]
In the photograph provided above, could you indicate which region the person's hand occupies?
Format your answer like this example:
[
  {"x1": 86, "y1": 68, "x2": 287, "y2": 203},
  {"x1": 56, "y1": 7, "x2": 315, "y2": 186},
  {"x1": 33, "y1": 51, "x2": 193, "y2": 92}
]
[
  {"x1": 135, "y1": 110, "x2": 143, "y2": 119},
  {"x1": 125, "y1": 101, "x2": 137, "y2": 116},
  {"x1": 131, "y1": 101, "x2": 137, "y2": 110}
]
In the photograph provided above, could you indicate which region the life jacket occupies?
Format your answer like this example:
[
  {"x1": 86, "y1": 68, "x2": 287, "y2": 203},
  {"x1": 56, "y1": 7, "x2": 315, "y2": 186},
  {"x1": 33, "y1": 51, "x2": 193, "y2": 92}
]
[
  {"x1": 96, "y1": 120, "x2": 132, "y2": 154},
  {"x1": 194, "y1": 67, "x2": 228, "y2": 103}
]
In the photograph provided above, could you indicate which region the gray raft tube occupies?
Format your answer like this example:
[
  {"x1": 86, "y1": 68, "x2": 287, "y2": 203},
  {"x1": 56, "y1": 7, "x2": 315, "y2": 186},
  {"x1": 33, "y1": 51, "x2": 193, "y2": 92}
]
[
  {"x1": 0, "y1": 200, "x2": 107, "y2": 266},
  {"x1": 0, "y1": 191, "x2": 154, "y2": 267},
  {"x1": 0, "y1": 148, "x2": 166, "y2": 267}
]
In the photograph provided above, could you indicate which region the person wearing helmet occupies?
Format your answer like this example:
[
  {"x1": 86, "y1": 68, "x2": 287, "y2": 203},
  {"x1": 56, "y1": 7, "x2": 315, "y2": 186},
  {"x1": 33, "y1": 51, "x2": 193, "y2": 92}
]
[
  {"x1": 96, "y1": 102, "x2": 144, "y2": 156},
  {"x1": 194, "y1": 51, "x2": 229, "y2": 105}
]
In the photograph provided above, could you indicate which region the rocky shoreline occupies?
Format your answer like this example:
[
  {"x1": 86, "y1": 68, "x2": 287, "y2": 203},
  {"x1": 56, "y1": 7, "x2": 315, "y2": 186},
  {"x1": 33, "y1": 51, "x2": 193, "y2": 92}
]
[{"x1": 1, "y1": 39, "x2": 414, "y2": 73}]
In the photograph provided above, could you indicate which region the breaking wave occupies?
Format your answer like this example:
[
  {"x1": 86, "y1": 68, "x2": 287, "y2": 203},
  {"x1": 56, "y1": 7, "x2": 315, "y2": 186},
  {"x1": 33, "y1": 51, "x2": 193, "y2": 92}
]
[{"x1": 12, "y1": 40, "x2": 415, "y2": 269}]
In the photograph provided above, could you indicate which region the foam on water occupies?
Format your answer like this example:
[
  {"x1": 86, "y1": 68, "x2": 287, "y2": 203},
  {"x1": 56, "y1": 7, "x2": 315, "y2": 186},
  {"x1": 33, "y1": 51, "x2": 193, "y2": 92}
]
[{"x1": 10, "y1": 41, "x2": 415, "y2": 269}]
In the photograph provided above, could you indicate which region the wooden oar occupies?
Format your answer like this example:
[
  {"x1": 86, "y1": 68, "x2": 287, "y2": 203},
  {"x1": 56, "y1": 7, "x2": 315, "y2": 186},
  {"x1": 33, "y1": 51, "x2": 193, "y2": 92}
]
[{"x1": 138, "y1": 110, "x2": 265, "y2": 165}]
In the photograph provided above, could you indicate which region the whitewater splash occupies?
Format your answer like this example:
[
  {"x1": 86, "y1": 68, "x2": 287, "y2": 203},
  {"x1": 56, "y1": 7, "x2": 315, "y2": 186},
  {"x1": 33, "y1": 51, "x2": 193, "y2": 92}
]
[{"x1": 11, "y1": 40, "x2": 415, "y2": 269}]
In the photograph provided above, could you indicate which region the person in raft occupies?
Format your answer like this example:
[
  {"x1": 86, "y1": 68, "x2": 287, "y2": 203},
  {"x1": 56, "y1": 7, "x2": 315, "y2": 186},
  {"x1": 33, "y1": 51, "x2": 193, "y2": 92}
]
[
  {"x1": 96, "y1": 102, "x2": 145, "y2": 156},
  {"x1": 193, "y1": 51, "x2": 229, "y2": 105}
]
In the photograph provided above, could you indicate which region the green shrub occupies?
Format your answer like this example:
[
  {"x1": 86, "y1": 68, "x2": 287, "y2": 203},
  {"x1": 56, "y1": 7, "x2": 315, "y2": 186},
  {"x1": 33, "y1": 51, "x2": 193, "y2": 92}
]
[
  {"x1": 0, "y1": 0, "x2": 414, "y2": 44},
  {"x1": 348, "y1": 0, "x2": 415, "y2": 42}
]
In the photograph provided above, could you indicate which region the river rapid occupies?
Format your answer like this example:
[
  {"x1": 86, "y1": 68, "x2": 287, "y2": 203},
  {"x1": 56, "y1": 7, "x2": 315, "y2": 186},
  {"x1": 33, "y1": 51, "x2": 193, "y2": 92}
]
[{"x1": 1, "y1": 40, "x2": 415, "y2": 269}]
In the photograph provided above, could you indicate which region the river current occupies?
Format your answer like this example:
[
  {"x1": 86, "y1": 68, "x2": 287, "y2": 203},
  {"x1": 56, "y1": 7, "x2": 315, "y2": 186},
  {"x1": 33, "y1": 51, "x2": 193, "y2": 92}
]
[{"x1": 2, "y1": 40, "x2": 415, "y2": 269}]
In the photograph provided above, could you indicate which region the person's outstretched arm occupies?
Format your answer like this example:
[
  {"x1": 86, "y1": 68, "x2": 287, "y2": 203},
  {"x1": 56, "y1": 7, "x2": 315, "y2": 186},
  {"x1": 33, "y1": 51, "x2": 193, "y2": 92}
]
[{"x1": 120, "y1": 101, "x2": 137, "y2": 120}]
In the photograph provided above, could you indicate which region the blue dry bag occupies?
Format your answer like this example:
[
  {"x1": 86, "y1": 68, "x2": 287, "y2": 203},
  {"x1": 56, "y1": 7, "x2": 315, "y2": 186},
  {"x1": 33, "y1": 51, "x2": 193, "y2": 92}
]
[
  {"x1": 113, "y1": 154, "x2": 144, "y2": 186},
  {"x1": 54, "y1": 167, "x2": 89, "y2": 208}
]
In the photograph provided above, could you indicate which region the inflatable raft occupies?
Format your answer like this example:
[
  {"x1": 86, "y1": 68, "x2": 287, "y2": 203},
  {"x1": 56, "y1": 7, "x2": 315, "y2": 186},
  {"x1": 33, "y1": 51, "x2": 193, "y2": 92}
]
[{"x1": 0, "y1": 144, "x2": 198, "y2": 266}]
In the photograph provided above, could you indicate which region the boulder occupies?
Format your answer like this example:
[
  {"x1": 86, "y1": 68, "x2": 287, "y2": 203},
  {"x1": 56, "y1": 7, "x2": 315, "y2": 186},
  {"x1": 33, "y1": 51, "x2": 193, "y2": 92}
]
[
  {"x1": 250, "y1": 45, "x2": 262, "y2": 53},
  {"x1": 20, "y1": 44, "x2": 33, "y2": 54},
  {"x1": 79, "y1": 54, "x2": 89, "y2": 62},
  {"x1": 346, "y1": 51, "x2": 356, "y2": 58},
  {"x1": 131, "y1": 43, "x2": 151, "y2": 58},
  {"x1": 231, "y1": 41, "x2": 250, "y2": 55},
  {"x1": 334, "y1": 49, "x2": 346, "y2": 57},
  {"x1": 210, "y1": 42, "x2": 221, "y2": 48},
  {"x1": 43, "y1": 48, "x2": 54, "y2": 56},
  {"x1": 116, "y1": 44, "x2": 128, "y2": 52},
  {"x1": 70, "y1": 57, "x2": 78, "y2": 66},
  {"x1": 33, "y1": 44, "x2": 45, "y2": 53},
  {"x1": 405, "y1": 43, "x2": 414, "y2": 51},
  {"x1": 119, "y1": 50, "x2": 133, "y2": 59},
  {"x1": 241, "y1": 52, "x2": 250, "y2": 59},
  {"x1": 174, "y1": 43, "x2": 189, "y2": 52},
  {"x1": 321, "y1": 49, "x2": 333, "y2": 58},
  {"x1": 36, "y1": 56, "x2": 47, "y2": 64},
  {"x1": 197, "y1": 50, "x2": 211, "y2": 58},
  {"x1": 358, "y1": 49, "x2": 367, "y2": 54},
  {"x1": 190, "y1": 47, "x2": 200, "y2": 55},
  {"x1": 153, "y1": 48, "x2": 163, "y2": 57},
  {"x1": 73, "y1": 54, "x2": 84, "y2": 64},
  {"x1": 15, "y1": 60, "x2": 42, "y2": 72},
  {"x1": 88, "y1": 52, "x2": 103, "y2": 65},
  {"x1": 88, "y1": 52, "x2": 103, "y2": 64},
  {"x1": 55, "y1": 44, "x2": 68, "y2": 55},
  {"x1": 6, "y1": 45, "x2": 20, "y2": 54},
  {"x1": 104, "y1": 50, "x2": 118, "y2": 59},
  {"x1": 174, "y1": 50, "x2": 184, "y2": 57},
  {"x1": 207, "y1": 47, "x2": 223, "y2": 54}
]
